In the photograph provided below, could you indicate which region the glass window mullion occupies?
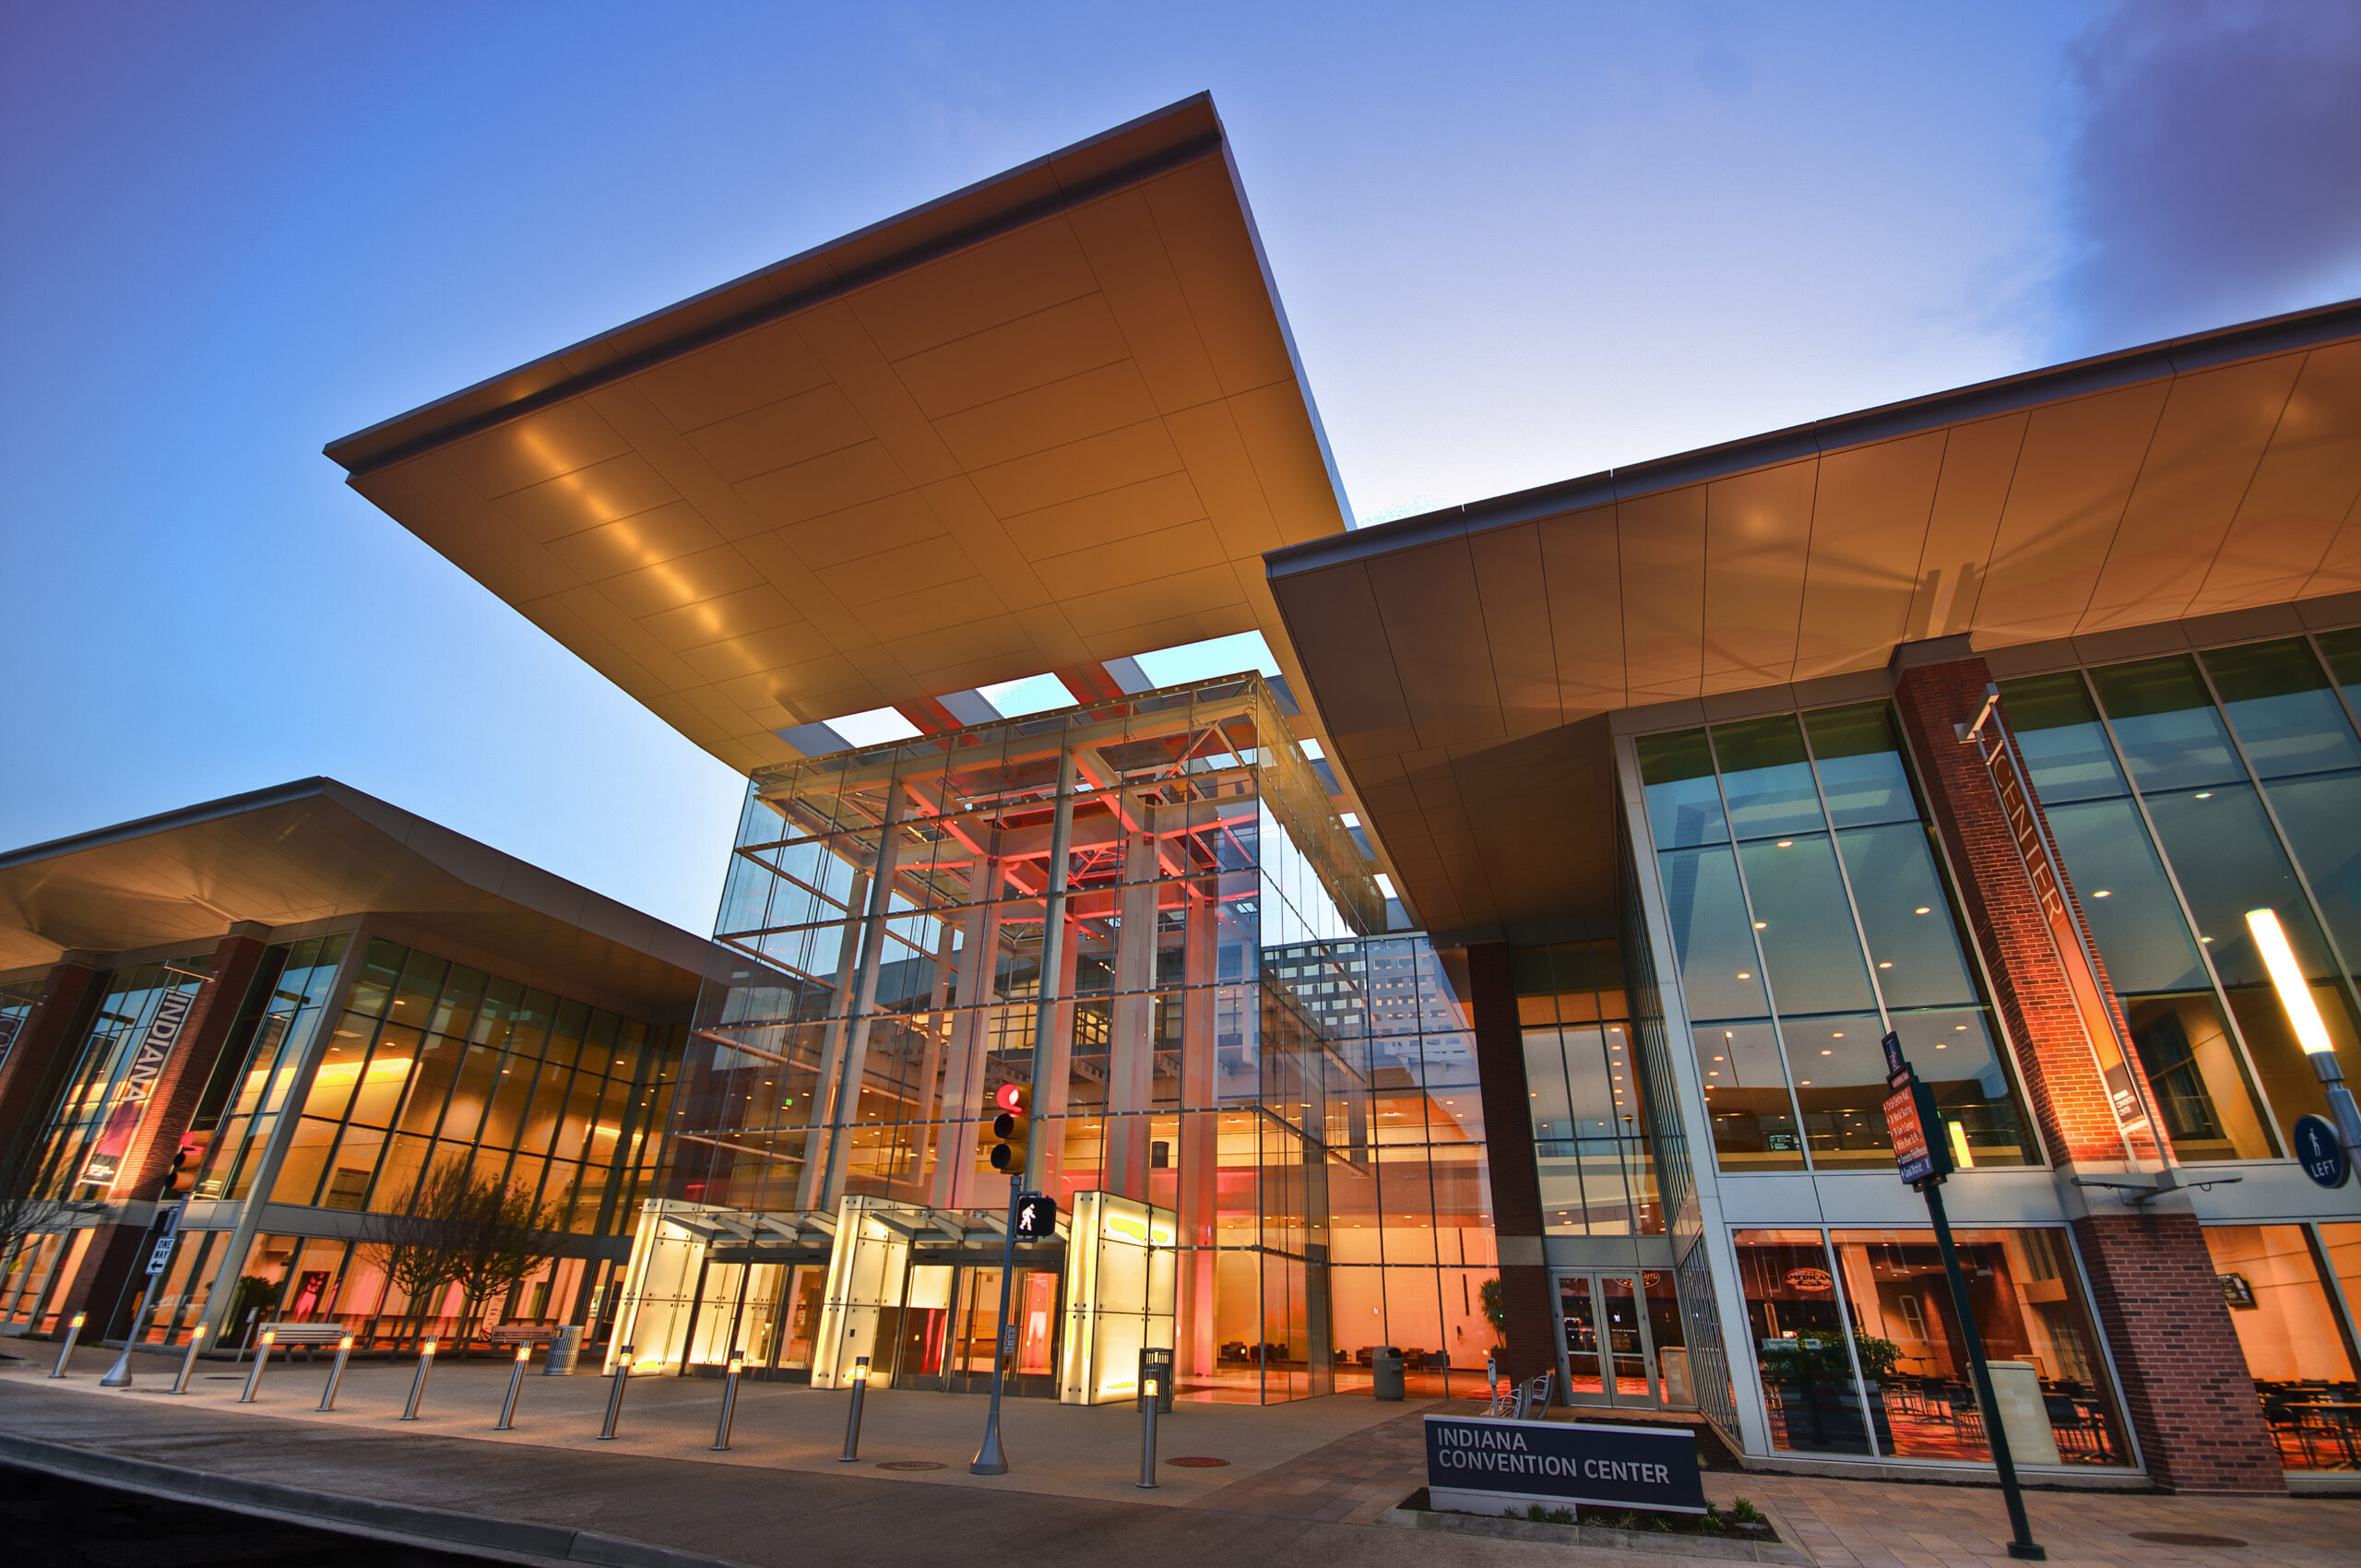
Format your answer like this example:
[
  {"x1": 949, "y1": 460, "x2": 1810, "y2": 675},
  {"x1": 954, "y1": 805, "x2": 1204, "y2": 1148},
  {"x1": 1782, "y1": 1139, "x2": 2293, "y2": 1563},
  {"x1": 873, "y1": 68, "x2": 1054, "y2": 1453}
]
[
  {"x1": 1797, "y1": 729, "x2": 1894, "y2": 1038},
  {"x1": 2189, "y1": 647, "x2": 2361, "y2": 1030},
  {"x1": 2082, "y1": 669, "x2": 2289, "y2": 1155},
  {"x1": 1703, "y1": 739, "x2": 1811, "y2": 1166},
  {"x1": 1885, "y1": 720, "x2": 2054, "y2": 1168}
]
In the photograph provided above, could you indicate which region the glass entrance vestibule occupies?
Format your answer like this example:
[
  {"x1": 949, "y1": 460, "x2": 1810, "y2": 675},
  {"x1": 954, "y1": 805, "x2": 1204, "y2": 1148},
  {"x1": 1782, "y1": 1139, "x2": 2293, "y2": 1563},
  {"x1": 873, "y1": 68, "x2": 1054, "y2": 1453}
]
[{"x1": 1555, "y1": 1269, "x2": 1691, "y2": 1408}]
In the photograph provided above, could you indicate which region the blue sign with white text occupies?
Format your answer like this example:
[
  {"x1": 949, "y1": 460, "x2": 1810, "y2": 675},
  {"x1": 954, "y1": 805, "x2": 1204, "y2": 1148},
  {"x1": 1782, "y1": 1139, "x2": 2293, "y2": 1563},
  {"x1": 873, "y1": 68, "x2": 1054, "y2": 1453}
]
[
  {"x1": 2293, "y1": 1115, "x2": 2348, "y2": 1190},
  {"x1": 1425, "y1": 1414, "x2": 1704, "y2": 1515}
]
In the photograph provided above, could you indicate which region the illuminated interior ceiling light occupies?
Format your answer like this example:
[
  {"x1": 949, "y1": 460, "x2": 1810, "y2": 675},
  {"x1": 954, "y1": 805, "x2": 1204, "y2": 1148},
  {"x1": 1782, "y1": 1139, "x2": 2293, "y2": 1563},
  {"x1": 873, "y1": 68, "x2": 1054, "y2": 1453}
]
[
  {"x1": 1753, "y1": 921, "x2": 1767, "y2": 930},
  {"x1": 2248, "y1": 908, "x2": 2334, "y2": 1055},
  {"x1": 2195, "y1": 791, "x2": 2213, "y2": 800},
  {"x1": 2092, "y1": 890, "x2": 2112, "y2": 898},
  {"x1": 1775, "y1": 839, "x2": 1793, "y2": 849},
  {"x1": 1914, "y1": 906, "x2": 1930, "y2": 915},
  {"x1": 1738, "y1": 971, "x2": 1751, "y2": 980}
]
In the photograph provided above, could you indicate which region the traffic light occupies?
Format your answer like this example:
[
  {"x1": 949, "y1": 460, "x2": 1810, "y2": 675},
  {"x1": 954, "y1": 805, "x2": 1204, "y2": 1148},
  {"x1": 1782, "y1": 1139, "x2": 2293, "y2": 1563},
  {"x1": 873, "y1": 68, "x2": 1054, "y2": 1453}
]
[{"x1": 990, "y1": 1083, "x2": 1029, "y2": 1173}]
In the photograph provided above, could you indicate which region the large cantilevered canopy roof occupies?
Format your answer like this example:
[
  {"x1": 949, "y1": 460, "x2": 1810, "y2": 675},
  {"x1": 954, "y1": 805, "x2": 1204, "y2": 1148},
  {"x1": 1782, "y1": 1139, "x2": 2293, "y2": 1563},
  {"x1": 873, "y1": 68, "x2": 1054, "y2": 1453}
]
[
  {"x1": 327, "y1": 95, "x2": 1351, "y2": 776},
  {"x1": 1269, "y1": 298, "x2": 2361, "y2": 934},
  {"x1": 0, "y1": 778, "x2": 714, "y2": 1015}
]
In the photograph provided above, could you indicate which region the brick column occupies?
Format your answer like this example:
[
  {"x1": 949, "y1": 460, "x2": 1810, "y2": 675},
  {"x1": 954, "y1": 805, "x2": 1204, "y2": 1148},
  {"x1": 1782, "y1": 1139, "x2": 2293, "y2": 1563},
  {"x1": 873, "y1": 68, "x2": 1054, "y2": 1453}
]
[
  {"x1": 0, "y1": 956, "x2": 101, "y2": 1165},
  {"x1": 1891, "y1": 643, "x2": 2282, "y2": 1492},
  {"x1": 113, "y1": 924, "x2": 269, "y2": 1202},
  {"x1": 1465, "y1": 941, "x2": 1556, "y2": 1391}
]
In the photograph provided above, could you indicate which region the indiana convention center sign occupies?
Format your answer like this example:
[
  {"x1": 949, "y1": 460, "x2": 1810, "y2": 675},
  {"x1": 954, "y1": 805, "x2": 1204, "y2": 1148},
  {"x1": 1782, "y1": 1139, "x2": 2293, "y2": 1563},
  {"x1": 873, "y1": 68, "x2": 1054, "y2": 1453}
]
[{"x1": 1425, "y1": 1413, "x2": 1705, "y2": 1515}]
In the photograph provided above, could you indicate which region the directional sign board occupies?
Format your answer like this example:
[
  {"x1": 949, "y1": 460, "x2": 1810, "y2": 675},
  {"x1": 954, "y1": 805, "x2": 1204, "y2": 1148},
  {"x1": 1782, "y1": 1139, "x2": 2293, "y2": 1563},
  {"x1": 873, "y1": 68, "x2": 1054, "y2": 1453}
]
[
  {"x1": 1885, "y1": 1084, "x2": 1938, "y2": 1186},
  {"x1": 143, "y1": 1204, "x2": 184, "y2": 1276},
  {"x1": 2293, "y1": 1114, "x2": 2349, "y2": 1189},
  {"x1": 1013, "y1": 1191, "x2": 1058, "y2": 1240}
]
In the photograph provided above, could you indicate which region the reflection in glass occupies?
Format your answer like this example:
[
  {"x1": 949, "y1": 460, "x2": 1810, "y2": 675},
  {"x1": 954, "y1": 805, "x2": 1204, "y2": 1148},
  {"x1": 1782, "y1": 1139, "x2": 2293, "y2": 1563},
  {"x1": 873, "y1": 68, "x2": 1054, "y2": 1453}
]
[{"x1": 2201, "y1": 1226, "x2": 2358, "y2": 1470}]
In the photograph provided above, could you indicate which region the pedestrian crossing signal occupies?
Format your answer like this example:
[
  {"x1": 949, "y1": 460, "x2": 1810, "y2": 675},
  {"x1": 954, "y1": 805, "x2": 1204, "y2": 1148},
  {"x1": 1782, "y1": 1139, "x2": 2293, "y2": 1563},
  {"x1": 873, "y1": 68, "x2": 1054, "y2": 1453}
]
[
  {"x1": 991, "y1": 1083, "x2": 1030, "y2": 1172},
  {"x1": 1014, "y1": 1192, "x2": 1057, "y2": 1240}
]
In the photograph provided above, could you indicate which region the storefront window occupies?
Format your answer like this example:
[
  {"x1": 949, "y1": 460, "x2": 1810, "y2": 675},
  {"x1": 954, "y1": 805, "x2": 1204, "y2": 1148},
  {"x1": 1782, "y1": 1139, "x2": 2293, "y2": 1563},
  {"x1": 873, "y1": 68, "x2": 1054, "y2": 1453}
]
[
  {"x1": 2202, "y1": 1225, "x2": 2359, "y2": 1470},
  {"x1": 1737, "y1": 1227, "x2": 2129, "y2": 1467}
]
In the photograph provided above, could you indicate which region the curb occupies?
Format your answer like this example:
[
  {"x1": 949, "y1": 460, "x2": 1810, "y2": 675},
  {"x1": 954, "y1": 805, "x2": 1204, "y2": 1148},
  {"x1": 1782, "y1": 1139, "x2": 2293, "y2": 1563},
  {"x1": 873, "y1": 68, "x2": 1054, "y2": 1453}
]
[{"x1": 0, "y1": 1431, "x2": 750, "y2": 1568}]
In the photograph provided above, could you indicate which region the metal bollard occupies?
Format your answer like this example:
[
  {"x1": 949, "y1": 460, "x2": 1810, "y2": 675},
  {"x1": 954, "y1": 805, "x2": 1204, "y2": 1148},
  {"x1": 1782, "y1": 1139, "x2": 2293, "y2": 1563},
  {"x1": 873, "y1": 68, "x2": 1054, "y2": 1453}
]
[
  {"x1": 494, "y1": 1343, "x2": 530, "y2": 1430},
  {"x1": 318, "y1": 1334, "x2": 355, "y2": 1411},
  {"x1": 712, "y1": 1351, "x2": 745, "y2": 1451},
  {"x1": 1138, "y1": 1367, "x2": 1163, "y2": 1489},
  {"x1": 399, "y1": 1338, "x2": 436, "y2": 1420},
  {"x1": 48, "y1": 1313, "x2": 87, "y2": 1379},
  {"x1": 238, "y1": 1330, "x2": 277, "y2": 1403},
  {"x1": 597, "y1": 1345, "x2": 633, "y2": 1440},
  {"x1": 838, "y1": 1356, "x2": 871, "y2": 1462},
  {"x1": 171, "y1": 1323, "x2": 210, "y2": 1395}
]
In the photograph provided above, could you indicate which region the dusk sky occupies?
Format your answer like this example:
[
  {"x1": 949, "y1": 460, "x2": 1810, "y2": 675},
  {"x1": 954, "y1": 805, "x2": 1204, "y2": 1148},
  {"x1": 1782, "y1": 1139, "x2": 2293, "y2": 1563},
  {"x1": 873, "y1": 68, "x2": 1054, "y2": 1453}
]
[{"x1": 5, "y1": 2, "x2": 2357, "y2": 934}]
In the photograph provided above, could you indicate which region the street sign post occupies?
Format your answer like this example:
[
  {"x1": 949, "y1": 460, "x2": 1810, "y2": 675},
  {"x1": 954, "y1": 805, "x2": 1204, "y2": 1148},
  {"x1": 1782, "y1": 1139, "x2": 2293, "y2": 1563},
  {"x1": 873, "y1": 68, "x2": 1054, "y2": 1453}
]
[
  {"x1": 1881, "y1": 1030, "x2": 2043, "y2": 1561},
  {"x1": 101, "y1": 1202, "x2": 184, "y2": 1388}
]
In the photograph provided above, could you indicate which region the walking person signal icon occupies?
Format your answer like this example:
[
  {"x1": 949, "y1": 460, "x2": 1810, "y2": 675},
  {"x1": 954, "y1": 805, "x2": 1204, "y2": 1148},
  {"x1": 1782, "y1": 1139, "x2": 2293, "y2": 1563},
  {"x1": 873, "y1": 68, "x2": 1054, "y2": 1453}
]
[{"x1": 1013, "y1": 1191, "x2": 1058, "y2": 1240}]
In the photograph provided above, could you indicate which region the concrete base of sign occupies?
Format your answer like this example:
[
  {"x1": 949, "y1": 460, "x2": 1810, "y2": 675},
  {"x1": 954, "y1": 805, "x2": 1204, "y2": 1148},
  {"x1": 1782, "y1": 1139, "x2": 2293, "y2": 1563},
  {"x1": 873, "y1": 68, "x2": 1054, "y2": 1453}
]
[{"x1": 1380, "y1": 1492, "x2": 1814, "y2": 1564}]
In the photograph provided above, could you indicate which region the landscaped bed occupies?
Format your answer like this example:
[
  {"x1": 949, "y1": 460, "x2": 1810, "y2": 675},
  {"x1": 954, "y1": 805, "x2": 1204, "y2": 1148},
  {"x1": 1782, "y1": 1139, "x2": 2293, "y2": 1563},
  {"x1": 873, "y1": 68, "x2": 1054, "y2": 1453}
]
[{"x1": 1384, "y1": 1487, "x2": 1807, "y2": 1562}]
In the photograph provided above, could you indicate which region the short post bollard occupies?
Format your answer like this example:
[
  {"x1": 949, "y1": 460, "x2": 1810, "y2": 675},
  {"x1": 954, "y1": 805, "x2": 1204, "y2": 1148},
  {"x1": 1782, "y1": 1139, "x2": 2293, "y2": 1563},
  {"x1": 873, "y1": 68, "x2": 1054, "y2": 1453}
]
[
  {"x1": 495, "y1": 1343, "x2": 530, "y2": 1430},
  {"x1": 171, "y1": 1323, "x2": 210, "y2": 1395},
  {"x1": 712, "y1": 1350, "x2": 745, "y2": 1451},
  {"x1": 597, "y1": 1345, "x2": 634, "y2": 1441},
  {"x1": 48, "y1": 1313, "x2": 87, "y2": 1379},
  {"x1": 399, "y1": 1338, "x2": 436, "y2": 1420},
  {"x1": 318, "y1": 1334, "x2": 355, "y2": 1411},
  {"x1": 238, "y1": 1330, "x2": 278, "y2": 1403},
  {"x1": 838, "y1": 1356, "x2": 871, "y2": 1462},
  {"x1": 1137, "y1": 1348, "x2": 1170, "y2": 1490}
]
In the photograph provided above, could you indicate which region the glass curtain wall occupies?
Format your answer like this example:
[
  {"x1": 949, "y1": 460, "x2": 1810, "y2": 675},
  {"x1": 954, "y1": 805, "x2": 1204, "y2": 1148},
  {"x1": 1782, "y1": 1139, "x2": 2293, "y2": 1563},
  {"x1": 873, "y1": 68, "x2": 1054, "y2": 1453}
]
[
  {"x1": 663, "y1": 673, "x2": 1419, "y2": 1401},
  {"x1": 0, "y1": 978, "x2": 41, "y2": 1074},
  {"x1": 165, "y1": 936, "x2": 677, "y2": 1350},
  {"x1": 1516, "y1": 940, "x2": 1659, "y2": 1236},
  {"x1": 2000, "y1": 632, "x2": 2361, "y2": 1157},
  {"x1": 0, "y1": 956, "x2": 218, "y2": 1332},
  {"x1": 1281, "y1": 934, "x2": 1497, "y2": 1400},
  {"x1": 1634, "y1": 703, "x2": 2036, "y2": 1173}
]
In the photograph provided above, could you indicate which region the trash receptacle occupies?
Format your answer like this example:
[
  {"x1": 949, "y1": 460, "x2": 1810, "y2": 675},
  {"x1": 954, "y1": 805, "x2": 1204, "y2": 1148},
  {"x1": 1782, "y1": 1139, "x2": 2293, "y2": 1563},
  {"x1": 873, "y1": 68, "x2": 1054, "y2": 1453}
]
[
  {"x1": 544, "y1": 1324, "x2": 583, "y2": 1376},
  {"x1": 1372, "y1": 1347, "x2": 1405, "y2": 1401}
]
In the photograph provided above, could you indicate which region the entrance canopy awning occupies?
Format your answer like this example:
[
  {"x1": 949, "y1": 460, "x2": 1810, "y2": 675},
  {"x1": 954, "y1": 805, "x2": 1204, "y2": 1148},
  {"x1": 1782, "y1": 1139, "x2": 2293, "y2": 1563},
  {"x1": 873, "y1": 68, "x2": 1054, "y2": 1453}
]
[
  {"x1": 1268, "y1": 299, "x2": 2361, "y2": 932},
  {"x1": 327, "y1": 95, "x2": 1351, "y2": 777}
]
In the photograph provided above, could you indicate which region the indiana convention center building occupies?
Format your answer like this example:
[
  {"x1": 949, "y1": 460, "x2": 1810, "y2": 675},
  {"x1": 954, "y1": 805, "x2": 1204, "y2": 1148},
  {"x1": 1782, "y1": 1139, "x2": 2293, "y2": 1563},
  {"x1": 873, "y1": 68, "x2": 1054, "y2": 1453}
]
[{"x1": 6, "y1": 94, "x2": 2361, "y2": 1494}]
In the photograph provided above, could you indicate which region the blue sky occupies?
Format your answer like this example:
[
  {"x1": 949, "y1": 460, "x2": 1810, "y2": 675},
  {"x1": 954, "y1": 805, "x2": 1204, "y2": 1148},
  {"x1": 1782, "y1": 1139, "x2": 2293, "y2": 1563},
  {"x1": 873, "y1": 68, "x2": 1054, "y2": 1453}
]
[{"x1": 4, "y1": 1, "x2": 2356, "y2": 934}]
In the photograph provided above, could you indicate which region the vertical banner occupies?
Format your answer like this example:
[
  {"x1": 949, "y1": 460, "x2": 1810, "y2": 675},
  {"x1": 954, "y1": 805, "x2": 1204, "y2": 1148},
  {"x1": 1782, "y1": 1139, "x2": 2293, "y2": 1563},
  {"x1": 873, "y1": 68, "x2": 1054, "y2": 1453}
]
[
  {"x1": 1973, "y1": 709, "x2": 2153, "y2": 1150},
  {"x1": 80, "y1": 986, "x2": 196, "y2": 1190}
]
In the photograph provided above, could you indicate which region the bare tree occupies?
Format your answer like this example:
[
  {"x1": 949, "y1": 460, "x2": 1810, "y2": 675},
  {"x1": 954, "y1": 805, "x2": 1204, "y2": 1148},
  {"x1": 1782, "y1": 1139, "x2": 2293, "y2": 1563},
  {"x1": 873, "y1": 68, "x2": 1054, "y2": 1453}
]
[
  {"x1": 362, "y1": 1157, "x2": 559, "y2": 1357},
  {"x1": 359, "y1": 1158, "x2": 471, "y2": 1350},
  {"x1": 0, "y1": 1133, "x2": 69, "y2": 1299},
  {"x1": 446, "y1": 1172, "x2": 561, "y2": 1357}
]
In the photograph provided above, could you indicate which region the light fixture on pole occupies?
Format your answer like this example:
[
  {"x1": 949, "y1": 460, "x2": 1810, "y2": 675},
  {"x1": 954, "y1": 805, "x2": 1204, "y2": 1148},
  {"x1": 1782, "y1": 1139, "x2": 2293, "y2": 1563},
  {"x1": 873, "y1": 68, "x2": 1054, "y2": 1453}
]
[{"x1": 2247, "y1": 908, "x2": 2361, "y2": 1170}]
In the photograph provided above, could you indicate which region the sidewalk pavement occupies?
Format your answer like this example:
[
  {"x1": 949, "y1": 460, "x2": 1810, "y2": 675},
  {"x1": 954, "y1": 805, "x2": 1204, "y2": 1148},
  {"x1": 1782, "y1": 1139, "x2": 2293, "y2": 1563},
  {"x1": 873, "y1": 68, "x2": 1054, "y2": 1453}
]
[{"x1": 2, "y1": 1344, "x2": 2355, "y2": 1568}]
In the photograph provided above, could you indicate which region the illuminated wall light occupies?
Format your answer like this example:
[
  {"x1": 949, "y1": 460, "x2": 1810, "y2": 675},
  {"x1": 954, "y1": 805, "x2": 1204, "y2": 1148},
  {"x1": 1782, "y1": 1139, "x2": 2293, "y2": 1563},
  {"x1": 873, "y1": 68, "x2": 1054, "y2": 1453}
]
[{"x1": 2247, "y1": 908, "x2": 2334, "y2": 1055}]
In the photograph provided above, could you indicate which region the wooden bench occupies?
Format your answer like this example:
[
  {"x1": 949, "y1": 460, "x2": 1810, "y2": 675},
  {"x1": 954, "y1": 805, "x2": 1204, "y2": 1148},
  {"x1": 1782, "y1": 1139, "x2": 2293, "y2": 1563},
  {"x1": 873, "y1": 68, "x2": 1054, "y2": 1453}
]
[{"x1": 256, "y1": 1323, "x2": 349, "y2": 1361}]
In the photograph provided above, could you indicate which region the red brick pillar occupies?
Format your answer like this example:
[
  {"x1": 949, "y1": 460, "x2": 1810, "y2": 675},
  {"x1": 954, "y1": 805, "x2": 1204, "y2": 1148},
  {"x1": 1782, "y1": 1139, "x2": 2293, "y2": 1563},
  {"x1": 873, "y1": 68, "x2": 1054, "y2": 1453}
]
[
  {"x1": 0, "y1": 956, "x2": 101, "y2": 1165},
  {"x1": 113, "y1": 924, "x2": 269, "y2": 1203},
  {"x1": 1891, "y1": 643, "x2": 2282, "y2": 1493},
  {"x1": 62, "y1": 927, "x2": 272, "y2": 1340},
  {"x1": 1466, "y1": 941, "x2": 1556, "y2": 1393}
]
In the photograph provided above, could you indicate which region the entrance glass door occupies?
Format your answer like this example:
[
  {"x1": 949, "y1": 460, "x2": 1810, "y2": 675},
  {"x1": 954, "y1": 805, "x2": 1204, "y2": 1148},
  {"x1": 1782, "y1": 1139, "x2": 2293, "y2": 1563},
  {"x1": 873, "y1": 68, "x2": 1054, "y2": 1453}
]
[{"x1": 1556, "y1": 1272, "x2": 1660, "y2": 1408}]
